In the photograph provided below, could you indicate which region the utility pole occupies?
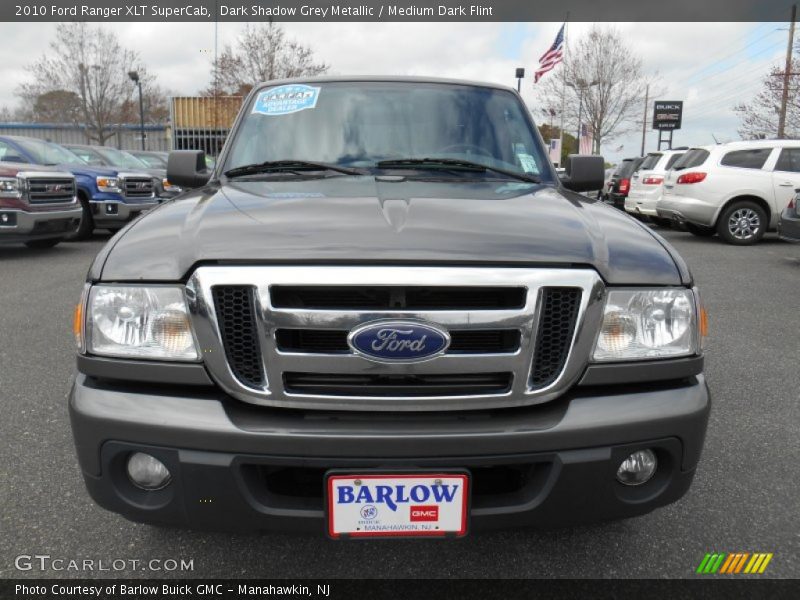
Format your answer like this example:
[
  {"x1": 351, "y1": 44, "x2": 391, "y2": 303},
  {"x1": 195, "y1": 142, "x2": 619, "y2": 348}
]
[
  {"x1": 640, "y1": 84, "x2": 649, "y2": 155},
  {"x1": 778, "y1": 3, "x2": 796, "y2": 139}
]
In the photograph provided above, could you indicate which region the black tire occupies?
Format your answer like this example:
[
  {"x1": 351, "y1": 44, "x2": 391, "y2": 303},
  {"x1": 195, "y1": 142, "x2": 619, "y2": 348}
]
[
  {"x1": 716, "y1": 200, "x2": 767, "y2": 245},
  {"x1": 70, "y1": 197, "x2": 94, "y2": 241},
  {"x1": 686, "y1": 223, "x2": 716, "y2": 237},
  {"x1": 24, "y1": 238, "x2": 61, "y2": 249}
]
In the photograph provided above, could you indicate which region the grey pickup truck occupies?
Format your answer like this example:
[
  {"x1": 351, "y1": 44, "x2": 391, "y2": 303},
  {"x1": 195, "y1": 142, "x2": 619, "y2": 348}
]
[{"x1": 70, "y1": 77, "x2": 710, "y2": 538}]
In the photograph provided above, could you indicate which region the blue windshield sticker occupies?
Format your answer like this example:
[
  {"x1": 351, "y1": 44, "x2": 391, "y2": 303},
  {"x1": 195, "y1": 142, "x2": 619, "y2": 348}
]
[
  {"x1": 517, "y1": 153, "x2": 537, "y2": 173},
  {"x1": 252, "y1": 84, "x2": 321, "y2": 116}
]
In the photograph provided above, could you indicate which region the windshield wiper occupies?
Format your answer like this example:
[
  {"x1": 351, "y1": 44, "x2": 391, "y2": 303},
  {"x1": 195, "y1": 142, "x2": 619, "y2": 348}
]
[
  {"x1": 376, "y1": 158, "x2": 541, "y2": 184},
  {"x1": 224, "y1": 160, "x2": 362, "y2": 178}
]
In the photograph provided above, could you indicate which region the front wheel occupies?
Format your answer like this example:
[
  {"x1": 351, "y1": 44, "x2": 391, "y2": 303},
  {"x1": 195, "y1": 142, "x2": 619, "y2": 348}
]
[
  {"x1": 716, "y1": 201, "x2": 767, "y2": 245},
  {"x1": 686, "y1": 223, "x2": 715, "y2": 237},
  {"x1": 24, "y1": 238, "x2": 61, "y2": 249},
  {"x1": 70, "y1": 198, "x2": 94, "y2": 241}
]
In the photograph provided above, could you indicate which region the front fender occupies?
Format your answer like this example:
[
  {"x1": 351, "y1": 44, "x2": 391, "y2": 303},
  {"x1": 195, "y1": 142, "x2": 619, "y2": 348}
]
[{"x1": 74, "y1": 174, "x2": 124, "y2": 203}]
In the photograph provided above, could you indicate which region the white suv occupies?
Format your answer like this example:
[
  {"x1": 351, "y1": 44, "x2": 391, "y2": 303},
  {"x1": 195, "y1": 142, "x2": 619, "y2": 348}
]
[
  {"x1": 625, "y1": 149, "x2": 686, "y2": 223},
  {"x1": 656, "y1": 140, "x2": 800, "y2": 244}
]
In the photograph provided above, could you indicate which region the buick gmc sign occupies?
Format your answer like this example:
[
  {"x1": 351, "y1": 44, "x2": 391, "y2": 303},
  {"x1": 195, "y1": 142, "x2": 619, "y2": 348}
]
[{"x1": 653, "y1": 101, "x2": 683, "y2": 130}]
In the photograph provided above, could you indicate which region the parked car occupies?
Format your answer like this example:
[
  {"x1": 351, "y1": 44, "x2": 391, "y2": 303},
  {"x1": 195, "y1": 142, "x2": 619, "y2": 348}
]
[
  {"x1": 128, "y1": 150, "x2": 168, "y2": 169},
  {"x1": 657, "y1": 140, "x2": 800, "y2": 245},
  {"x1": 598, "y1": 167, "x2": 615, "y2": 201},
  {"x1": 607, "y1": 157, "x2": 644, "y2": 209},
  {"x1": 0, "y1": 136, "x2": 157, "y2": 239},
  {"x1": 0, "y1": 161, "x2": 82, "y2": 248},
  {"x1": 778, "y1": 193, "x2": 800, "y2": 242},
  {"x1": 625, "y1": 149, "x2": 686, "y2": 225},
  {"x1": 63, "y1": 144, "x2": 182, "y2": 200},
  {"x1": 69, "y1": 76, "x2": 708, "y2": 536}
]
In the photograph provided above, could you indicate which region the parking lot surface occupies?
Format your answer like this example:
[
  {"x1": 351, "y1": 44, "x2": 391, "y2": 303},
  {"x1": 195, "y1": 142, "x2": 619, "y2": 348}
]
[{"x1": 1, "y1": 228, "x2": 798, "y2": 579}]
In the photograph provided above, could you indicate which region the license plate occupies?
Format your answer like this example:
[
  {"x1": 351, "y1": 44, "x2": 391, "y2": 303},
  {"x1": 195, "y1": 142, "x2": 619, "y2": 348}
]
[{"x1": 326, "y1": 472, "x2": 469, "y2": 539}]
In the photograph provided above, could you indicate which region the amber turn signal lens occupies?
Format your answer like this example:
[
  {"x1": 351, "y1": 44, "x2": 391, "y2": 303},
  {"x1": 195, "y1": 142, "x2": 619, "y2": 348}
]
[
  {"x1": 699, "y1": 307, "x2": 709, "y2": 338},
  {"x1": 72, "y1": 301, "x2": 83, "y2": 349}
]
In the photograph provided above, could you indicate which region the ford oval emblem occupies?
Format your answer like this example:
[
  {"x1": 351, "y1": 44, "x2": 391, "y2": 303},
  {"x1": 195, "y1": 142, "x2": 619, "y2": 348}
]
[{"x1": 348, "y1": 320, "x2": 450, "y2": 363}]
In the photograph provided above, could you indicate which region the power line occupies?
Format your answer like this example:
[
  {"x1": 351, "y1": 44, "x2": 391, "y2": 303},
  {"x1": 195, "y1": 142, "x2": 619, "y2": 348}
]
[{"x1": 666, "y1": 25, "x2": 783, "y2": 87}]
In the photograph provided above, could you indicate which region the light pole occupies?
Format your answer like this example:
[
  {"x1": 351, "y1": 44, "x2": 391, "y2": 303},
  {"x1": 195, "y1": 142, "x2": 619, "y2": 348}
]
[
  {"x1": 515, "y1": 68, "x2": 525, "y2": 93},
  {"x1": 567, "y1": 78, "x2": 599, "y2": 153},
  {"x1": 128, "y1": 71, "x2": 146, "y2": 151}
]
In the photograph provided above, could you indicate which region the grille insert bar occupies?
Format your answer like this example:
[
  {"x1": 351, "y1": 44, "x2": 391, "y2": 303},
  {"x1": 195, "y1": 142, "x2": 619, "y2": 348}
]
[
  {"x1": 270, "y1": 285, "x2": 526, "y2": 310},
  {"x1": 530, "y1": 288, "x2": 582, "y2": 389},
  {"x1": 283, "y1": 372, "x2": 513, "y2": 397},
  {"x1": 275, "y1": 328, "x2": 521, "y2": 354},
  {"x1": 212, "y1": 285, "x2": 264, "y2": 389}
]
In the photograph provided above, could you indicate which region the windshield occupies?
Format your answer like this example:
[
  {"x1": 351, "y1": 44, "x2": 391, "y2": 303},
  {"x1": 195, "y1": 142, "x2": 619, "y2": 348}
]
[
  {"x1": 134, "y1": 153, "x2": 167, "y2": 168},
  {"x1": 99, "y1": 147, "x2": 149, "y2": 169},
  {"x1": 15, "y1": 139, "x2": 87, "y2": 166},
  {"x1": 224, "y1": 81, "x2": 552, "y2": 181}
]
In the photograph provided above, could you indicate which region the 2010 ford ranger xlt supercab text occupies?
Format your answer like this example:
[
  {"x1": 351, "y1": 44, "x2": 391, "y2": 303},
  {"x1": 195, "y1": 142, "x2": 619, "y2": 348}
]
[{"x1": 69, "y1": 77, "x2": 710, "y2": 537}]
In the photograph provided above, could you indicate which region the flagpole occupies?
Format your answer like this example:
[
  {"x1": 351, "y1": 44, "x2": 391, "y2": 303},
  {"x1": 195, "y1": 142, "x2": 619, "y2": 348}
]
[{"x1": 558, "y1": 12, "x2": 570, "y2": 165}]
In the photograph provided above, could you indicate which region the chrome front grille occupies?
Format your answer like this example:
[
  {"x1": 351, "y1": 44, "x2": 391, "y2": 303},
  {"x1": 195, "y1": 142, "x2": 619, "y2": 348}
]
[
  {"x1": 19, "y1": 172, "x2": 76, "y2": 205},
  {"x1": 122, "y1": 177, "x2": 155, "y2": 200},
  {"x1": 187, "y1": 266, "x2": 605, "y2": 412}
]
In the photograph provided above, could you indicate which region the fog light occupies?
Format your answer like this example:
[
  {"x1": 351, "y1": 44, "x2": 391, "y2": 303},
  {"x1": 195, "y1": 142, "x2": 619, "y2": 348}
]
[
  {"x1": 106, "y1": 204, "x2": 118, "y2": 214},
  {"x1": 126, "y1": 452, "x2": 171, "y2": 490},
  {"x1": 616, "y1": 449, "x2": 657, "y2": 486}
]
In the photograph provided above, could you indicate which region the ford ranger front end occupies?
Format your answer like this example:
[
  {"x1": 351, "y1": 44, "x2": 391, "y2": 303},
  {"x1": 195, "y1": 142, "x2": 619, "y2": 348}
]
[{"x1": 69, "y1": 77, "x2": 710, "y2": 537}]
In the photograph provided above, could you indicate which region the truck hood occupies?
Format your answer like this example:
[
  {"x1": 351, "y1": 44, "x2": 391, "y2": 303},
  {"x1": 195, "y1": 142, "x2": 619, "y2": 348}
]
[
  {"x1": 57, "y1": 163, "x2": 121, "y2": 178},
  {"x1": 94, "y1": 177, "x2": 687, "y2": 285}
]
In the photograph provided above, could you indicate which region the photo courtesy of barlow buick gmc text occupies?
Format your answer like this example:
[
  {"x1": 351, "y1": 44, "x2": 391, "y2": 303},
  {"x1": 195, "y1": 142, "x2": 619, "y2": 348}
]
[{"x1": 0, "y1": 1, "x2": 798, "y2": 598}]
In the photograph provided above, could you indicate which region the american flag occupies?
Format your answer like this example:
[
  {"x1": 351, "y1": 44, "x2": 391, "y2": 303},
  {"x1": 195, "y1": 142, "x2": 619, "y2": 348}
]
[
  {"x1": 535, "y1": 24, "x2": 565, "y2": 83},
  {"x1": 579, "y1": 123, "x2": 594, "y2": 154}
]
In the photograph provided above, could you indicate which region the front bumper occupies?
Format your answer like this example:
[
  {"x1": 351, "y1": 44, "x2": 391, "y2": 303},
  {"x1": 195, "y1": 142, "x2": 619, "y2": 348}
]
[
  {"x1": 0, "y1": 206, "x2": 82, "y2": 243},
  {"x1": 777, "y1": 207, "x2": 800, "y2": 242},
  {"x1": 69, "y1": 373, "x2": 710, "y2": 533},
  {"x1": 657, "y1": 194, "x2": 717, "y2": 227},
  {"x1": 91, "y1": 199, "x2": 159, "y2": 228}
]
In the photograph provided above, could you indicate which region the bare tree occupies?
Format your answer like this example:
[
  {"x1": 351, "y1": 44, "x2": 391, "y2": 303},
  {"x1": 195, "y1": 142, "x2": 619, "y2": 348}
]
[
  {"x1": 17, "y1": 23, "x2": 162, "y2": 144},
  {"x1": 535, "y1": 26, "x2": 649, "y2": 154},
  {"x1": 30, "y1": 90, "x2": 83, "y2": 123},
  {"x1": 118, "y1": 83, "x2": 171, "y2": 125},
  {"x1": 205, "y1": 23, "x2": 329, "y2": 96},
  {"x1": 734, "y1": 60, "x2": 800, "y2": 139}
]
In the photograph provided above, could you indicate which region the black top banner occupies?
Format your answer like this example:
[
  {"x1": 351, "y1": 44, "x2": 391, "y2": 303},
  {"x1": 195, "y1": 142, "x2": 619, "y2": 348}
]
[{"x1": 3, "y1": 0, "x2": 797, "y2": 22}]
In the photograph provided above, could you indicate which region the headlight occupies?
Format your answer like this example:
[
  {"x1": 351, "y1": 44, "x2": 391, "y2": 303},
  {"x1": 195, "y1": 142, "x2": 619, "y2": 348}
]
[
  {"x1": 162, "y1": 178, "x2": 182, "y2": 193},
  {"x1": 96, "y1": 176, "x2": 121, "y2": 193},
  {"x1": 87, "y1": 285, "x2": 199, "y2": 361},
  {"x1": 0, "y1": 177, "x2": 21, "y2": 198},
  {"x1": 593, "y1": 289, "x2": 697, "y2": 361}
]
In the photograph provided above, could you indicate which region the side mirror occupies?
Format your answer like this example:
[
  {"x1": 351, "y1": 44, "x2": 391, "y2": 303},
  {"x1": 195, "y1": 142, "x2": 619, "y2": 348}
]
[
  {"x1": 561, "y1": 154, "x2": 605, "y2": 193},
  {"x1": 167, "y1": 150, "x2": 211, "y2": 189}
]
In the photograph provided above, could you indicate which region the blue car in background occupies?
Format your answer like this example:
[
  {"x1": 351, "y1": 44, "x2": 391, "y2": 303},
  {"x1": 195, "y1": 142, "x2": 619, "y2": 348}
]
[{"x1": 0, "y1": 135, "x2": 157, "y2": 239}]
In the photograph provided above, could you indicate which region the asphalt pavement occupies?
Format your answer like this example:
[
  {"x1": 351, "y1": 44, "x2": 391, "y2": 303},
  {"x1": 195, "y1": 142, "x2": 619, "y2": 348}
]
[{"x1": 1, "y1": 227, "x2": 798, "y2": 579}]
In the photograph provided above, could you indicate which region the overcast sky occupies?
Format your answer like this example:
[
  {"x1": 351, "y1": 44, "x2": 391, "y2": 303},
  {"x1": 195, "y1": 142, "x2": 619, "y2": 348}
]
[{"x1": 0, "y1": 21, "x2": 788, "y2": 162}]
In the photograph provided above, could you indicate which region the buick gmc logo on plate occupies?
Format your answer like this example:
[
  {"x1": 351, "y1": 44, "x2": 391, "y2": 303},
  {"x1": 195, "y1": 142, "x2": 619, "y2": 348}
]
[{"x1": 348, "y1": 320, "x2": 450, "y2": 363}]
